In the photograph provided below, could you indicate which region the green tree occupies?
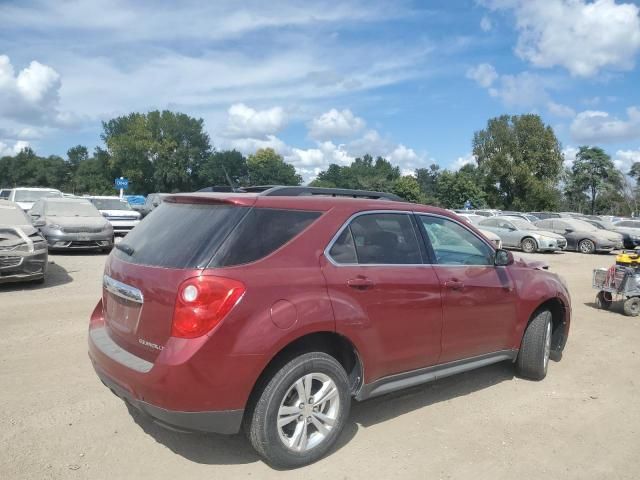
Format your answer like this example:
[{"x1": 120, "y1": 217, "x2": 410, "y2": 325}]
[
  {"x1": 472, "y1": 114, "x2": 563, "y2": 210},
  {"x1": 73, "y1": 147, "x2": 115, "y2": 195},
  {"x1": 197, "y1": 150, "x2": 248, "y2": 188},
  {"x1": 435, "y1": 168, "x2": 486, "y2": 209},
  {"x1": 415, "y1": 164, "x2": 440, "y2": 204},
  {"x1": 568, "y1": 146, "x2": 621, "y2": 214},
  {"x1": 247, "y1": 148, "x2": 302, "y2": 186},
  {"x1": 101, "y1": 110, "x2": 211, "y2": 193},
  {"x1": 392, "y1": 176, "x2": 427, "y2": 203},
  {"x1": 311, "y1": 154, "x2": 401, "y2": 192}
]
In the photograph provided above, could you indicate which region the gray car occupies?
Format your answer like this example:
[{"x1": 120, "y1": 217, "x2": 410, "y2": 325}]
[
  {"x1": 29, "y1": 198, "x2": 114, "y2": 252},
  {"x1": 478, "y1": 216, "x2": 567, "y2": 253},
  {"x1": 535, "y1": 218, "x2": 622, "y2": 254},
  {"x1": 0, "y1": 201, "x2": 48, "y2": 283}
]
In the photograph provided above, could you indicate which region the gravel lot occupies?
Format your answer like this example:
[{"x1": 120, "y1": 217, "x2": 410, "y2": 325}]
[{"x1": 1, "y1": 250, "x2": 639, "y2": 479}]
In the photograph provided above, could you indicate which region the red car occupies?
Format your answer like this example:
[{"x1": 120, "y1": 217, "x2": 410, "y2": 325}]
[{"x1": 88, "y1": 187, "x2": 571, "y2": 468}]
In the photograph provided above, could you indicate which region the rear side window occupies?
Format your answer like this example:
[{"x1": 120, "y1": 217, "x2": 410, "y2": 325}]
[
  {"x1": 114, "y1": 202, "x2": 249, "y2": 268},
  {"x1": 211, "y1": 208, "x2": 321, "y2": 267},
  {"x1": 329, "y1": 213, "x2": 422, "y2": 265}
]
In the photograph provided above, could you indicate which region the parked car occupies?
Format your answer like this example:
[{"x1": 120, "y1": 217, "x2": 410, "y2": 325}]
[
  {"x1": 456, "y1": 213, "x2": 503, "y2": 248},
  {"x1": 88, "y1": 186, "x2": 571, "y2": 468},
  {"x1": 0, "y1": 201, "x2": 48, "y2": 284},
  {"x1": 584, "y1": 219, "x2": 640, "y2": 250},
  {"x1": 139, "y1": 193, "x2": 168, "y2": 217},
  {"x1": 29, "y1": 197, "x2": 114, "y2": 252},
  {"x1": 612, "y1": 220, "x2": 640, "y2": 249},
  {"x1": 535, "y1": 218, "x2": 622, "y2": 254},
  {"x1": 0, "y1": 187, "x2": 63, "y2": 210},
  {"x1": 479, "y1": 217, "x2": 567, "y2": 253},
  {"x1": 501, "y1": 213, "x2": 540, "y2": 223},
  {"x1": 86, "y1": 196, "x2": 141, "y2": 235}
]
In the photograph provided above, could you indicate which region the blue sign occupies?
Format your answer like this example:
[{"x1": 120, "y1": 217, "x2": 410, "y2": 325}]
[{"x1": 115, "y1": 178, "x2": 129, "y2": 189}]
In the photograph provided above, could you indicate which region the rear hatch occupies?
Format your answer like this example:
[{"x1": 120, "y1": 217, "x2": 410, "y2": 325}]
[{"x1": 103, "y1": 198, "x2": 252, "y2": 361}]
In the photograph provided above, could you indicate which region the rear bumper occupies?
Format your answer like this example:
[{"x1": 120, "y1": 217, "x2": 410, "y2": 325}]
[{"x1": 94, "y1": 363, "x2": 244, "y2": 434}]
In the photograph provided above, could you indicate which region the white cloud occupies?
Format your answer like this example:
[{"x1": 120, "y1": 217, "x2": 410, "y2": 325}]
[
  {"x1": 0, "y1": 140, "x2": 30, "y2": 157},
  {"x1": 570, "y1": 107, "x2": 640, "y2": 143},
  {"x1": 480, "y1": 15, "x2": 493, "y2": 32},
  {"x1": 0, "y1": 55, "x2": 63, "y2": 125},
  {"x1": 452, "y1": 153, "x2": 477, "y2": 170},
  {"x1": 224, "y1": 103, "x2": 287, "y2": 138},
  {"x1": 547, "y1": 101, "x2": 575, "y2": 118},
  {"x1": 562, "y1": 146, "x2": 579, "y2": 168},
  {"x1": 488, "y1": 71, "x2": 549, "y2": 107},
  {"x1": 466, "y1": 63, "x2": 498, "y2": 88},
  {"x1": 481, "y1": 0, "x2": 640, "y2": 77},
  {"x1": 308, "y1": 108, "x2": 365, "y2": 140},
  {"x1": 613, "y1": 148, "x2": 640, "y2": 173}
]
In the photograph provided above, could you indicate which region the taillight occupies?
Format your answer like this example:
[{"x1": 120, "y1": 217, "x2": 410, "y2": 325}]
[{"x1": 171, "y1": 276, "x2": 245, "y2": 339}]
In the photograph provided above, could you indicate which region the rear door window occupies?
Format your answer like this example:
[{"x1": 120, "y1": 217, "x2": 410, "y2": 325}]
[
  {"x1": 210, "y1": 208, "x2": 321, "y2": 267},
  {"x1": 329, "y1": 213, "x2": 422, "y2": 265}
]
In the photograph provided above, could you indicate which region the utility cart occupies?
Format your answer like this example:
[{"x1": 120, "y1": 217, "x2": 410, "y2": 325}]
[{"x1": 593, "y1": 265, "x2": 640, "y2": 316}]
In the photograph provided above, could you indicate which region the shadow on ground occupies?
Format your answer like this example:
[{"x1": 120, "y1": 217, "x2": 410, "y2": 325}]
[
  {"x1": 126, "y1": 361, "x2": 515, "y2": 467},
  {"x1": 0, "y1": 260, "x2": 73, "y2": 292}
]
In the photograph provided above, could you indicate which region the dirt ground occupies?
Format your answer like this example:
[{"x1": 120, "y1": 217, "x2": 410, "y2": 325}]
[{"x1": 1, "y1": 250, "x2": 639, "y2": 480}]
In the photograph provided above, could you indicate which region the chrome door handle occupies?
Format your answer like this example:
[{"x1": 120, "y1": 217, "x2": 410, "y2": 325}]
[{"x1": 444, "y1": 280, "x2": 464, "y2": 290}]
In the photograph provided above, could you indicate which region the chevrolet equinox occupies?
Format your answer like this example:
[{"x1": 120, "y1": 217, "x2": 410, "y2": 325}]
[{"x1": 88, "y1": 186, "x2": 571, "y2": 468}]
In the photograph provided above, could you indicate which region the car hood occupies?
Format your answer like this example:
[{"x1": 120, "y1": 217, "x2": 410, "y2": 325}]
[
  {"x1": 591, "y1": 230, "x2": 623, "y2": 241},
  {"x1": 514, "y1": 255, "x2": 549, "y2": 270},
  {"x1": 532, "y1": 230, "x2": 565, "y2": 240},
  {"x1": 99, "y1": 209, "x2": 141, "y2": 218},
  {"x1": 0, "y1": 223, "x2": 37, "y2": 236},
  {"x1": 45, "y1": 216, "x2": 109, "y2": 228}
]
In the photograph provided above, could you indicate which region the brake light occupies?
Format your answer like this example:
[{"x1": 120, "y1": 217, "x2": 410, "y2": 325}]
[{"x1": 171, "y1": 276, "x2": 245, "y2": 339}]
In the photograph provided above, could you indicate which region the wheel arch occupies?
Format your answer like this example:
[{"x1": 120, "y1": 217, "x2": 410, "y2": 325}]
[
  {"x1": 243, "y1": 331, "x2": 363, "y2": 424},
  {"x1": 526, "y1": 297, "x2": 568, "y2": 353}
]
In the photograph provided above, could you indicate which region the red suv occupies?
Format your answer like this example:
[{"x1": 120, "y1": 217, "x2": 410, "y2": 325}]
[{"x1": 88, "y1": 187, "x2": 571, "y2": 468}]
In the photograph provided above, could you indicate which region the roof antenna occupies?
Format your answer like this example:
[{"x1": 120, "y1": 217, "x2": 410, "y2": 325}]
[{"x1": 220, "y1": 162, "x2": 238, "y2": 192}]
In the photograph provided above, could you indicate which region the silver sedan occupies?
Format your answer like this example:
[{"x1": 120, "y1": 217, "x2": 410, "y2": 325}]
[{"x1": 478, "y1": 217, "x2": 567, "y2": 253}]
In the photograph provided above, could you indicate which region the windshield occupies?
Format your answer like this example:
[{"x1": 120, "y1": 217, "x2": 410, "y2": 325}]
[
  {"x1": 0, "y1": 204, "x2": 30, "y2": 225},
  {"x1": 90, "y1": 198, "x2": 132, "y2": 210},
  {"x1": 14, "y1": 190, "x2": 61, "y2": 202},
  {"x1": 565, "y1": 219, "x2": 598, "y2": 231},
  {"x1": 511, "y1": 219, "x2": 538, "y2": 230},
  {"x1": 46, "y1": 201, "x2": 100, "y2": 217}
]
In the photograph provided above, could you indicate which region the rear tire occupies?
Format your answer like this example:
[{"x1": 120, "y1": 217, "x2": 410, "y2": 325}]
[
  {"x1": 623, "y1": 297, "x2": 640, "y2": 316},
  {"x1": 595, "y1": 291, "x2": 612, "y2": 310},
  {"x1": 245, "y1": 352, "x2": 351, "y2": 469},
  {"x1": 578, "y1": 239, "x2": 595, "y2": 254},
  {"x1": 521, "y1": 237, "x2": 537, "y2": 253},
  {"x1": 516, "y1": 310, "x2": 553, "y2": 380}
]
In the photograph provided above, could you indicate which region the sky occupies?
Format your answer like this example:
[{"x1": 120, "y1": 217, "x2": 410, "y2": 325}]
[{"x1": 1, "y1": 0, "x2": 640, "y2": 182}]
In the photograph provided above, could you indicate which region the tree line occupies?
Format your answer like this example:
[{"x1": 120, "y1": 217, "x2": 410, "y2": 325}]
[{"x1": 0, "y1": 110, "x2": 637, "y2": 215}]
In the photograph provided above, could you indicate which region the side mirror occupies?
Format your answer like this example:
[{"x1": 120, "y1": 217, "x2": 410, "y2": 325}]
[
  {"x1": 564, "y1": 228, "x2": 574, "y2": 233},
  {"x1": 494, "y1": 249, "x2": 514, "y2": 267}
]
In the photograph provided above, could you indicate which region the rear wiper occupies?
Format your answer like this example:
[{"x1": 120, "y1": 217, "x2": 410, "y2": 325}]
[{"x1": 116, "y1": 243, "x2": 135, "y2": 256}]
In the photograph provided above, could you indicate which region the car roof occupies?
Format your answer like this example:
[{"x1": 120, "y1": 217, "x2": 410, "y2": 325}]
[
  {"x1": 10, "y1": 187, "x2": 62, "y2": 191},
  {"x1": 168, "y1": 192, "x2": 456, "y2": 217}
]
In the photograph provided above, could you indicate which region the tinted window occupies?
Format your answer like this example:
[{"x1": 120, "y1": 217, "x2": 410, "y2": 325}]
[
  {"x1": 115, "y1": 202, "x2": 249, "y2": 268},
  {"x1": 420, "y1": 216, "x2": 494, "y2": 266},
  {"x1": 328, "y1": 227, "x2": 358, "y2": 264},
  {"x1": 211, "y1": 208, "x2": 321, "y2": 267},
  {"x1": 0, "y1": 190, "x2": 10, "y2": 199},
  {"x1": 346, "y1": 213, "x2": 422, "y2": 265}
]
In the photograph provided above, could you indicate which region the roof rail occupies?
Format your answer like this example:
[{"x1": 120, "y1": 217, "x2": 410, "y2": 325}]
[{"x1": 257, "y1": 186, "x2": 402, "y2": 201}]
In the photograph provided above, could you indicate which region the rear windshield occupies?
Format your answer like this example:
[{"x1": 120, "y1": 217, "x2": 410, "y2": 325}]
[
  {"x1": 114, "y1": 202, "x2": 321, "y2": 269},
  {"x1": 114, "y1": 202, "x2": 248, "y2": 268}
]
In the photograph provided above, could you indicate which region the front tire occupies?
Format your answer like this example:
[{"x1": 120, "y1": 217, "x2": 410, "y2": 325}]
[
  {"x1": 623, "y1": 297, "x2": 640, "y2": 316},
  {"x1": 521, "y1": 237, "x2": 537, "y2": 253},
  {"x1": 246, "y1": 352, "x2": 351, "y2": 469},
  {"x1": 516, "y1": 309, "x2": 553, "y2": 380},
  {"x1": 596, "y1": 291, "x2": 612, "y2": 310},
  {"x1": 578, "y1": 239, "x2": 595, "y2": 254}
]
